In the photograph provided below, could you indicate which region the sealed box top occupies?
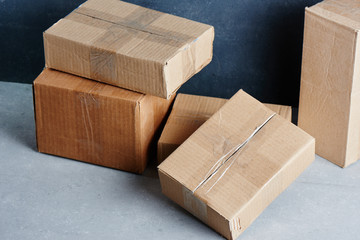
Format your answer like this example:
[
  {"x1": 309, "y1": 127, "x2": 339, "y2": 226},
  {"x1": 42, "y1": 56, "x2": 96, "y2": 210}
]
[
  {"x1": 309, "y1": 0, "x2": 360, "y2": 30},
  {"x1": 159, "y1": 90, "x2": 314, "y2": 221},
  {"x1": 44, "y1": 0, "x2": 214, "y2": 98}
]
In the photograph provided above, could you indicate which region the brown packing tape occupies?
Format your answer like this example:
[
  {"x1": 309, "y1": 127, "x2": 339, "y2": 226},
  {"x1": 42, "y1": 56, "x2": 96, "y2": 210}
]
[
  {"x1": 189, "y1": 107, "x2": 284, "y2": 203},
  {"x1": 72, "y1": 6, "x2": 199, "y2": 91},
  {"x1": 74, "y1": 82, "x2": 103, "y2": 160},
  {"x1": 192, "y1": 113, "x2": 276, "y2": 194},
  {"x1": 74, "y1": 7, "x2": 196, "y2": 43},
  {"x1": 182, "y1": 186, "x2": 208, "y2": 223},
  {"x1": 180, "y1": 111, "x2": 279, "y2": 225},
  {"x1": 192, "y1": 105, "x2": 277, "y2": 171}
]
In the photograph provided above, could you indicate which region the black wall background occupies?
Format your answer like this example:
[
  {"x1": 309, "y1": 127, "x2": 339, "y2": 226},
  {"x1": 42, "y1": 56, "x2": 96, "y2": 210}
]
[{"x1": 0, "y1": 0, "x2": 322, "y2": 106}]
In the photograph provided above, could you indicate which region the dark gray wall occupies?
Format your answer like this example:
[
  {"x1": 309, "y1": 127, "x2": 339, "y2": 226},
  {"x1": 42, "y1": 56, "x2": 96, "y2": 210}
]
[{"x1": 0, "y1": 0, "x2": 322, "y2": 106}]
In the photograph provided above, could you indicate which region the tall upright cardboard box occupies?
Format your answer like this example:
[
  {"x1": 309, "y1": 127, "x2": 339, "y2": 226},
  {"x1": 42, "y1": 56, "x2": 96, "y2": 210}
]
[
  {"x1": 298, "y1": 0, "x2": 360, "y2": 167},
  {"x1": 157, "y1": 93, "x2": 292, "y2": 164},
  {"x1": 34, "y1": 69, "x2": 174, "y2": 173},
  {"x1": 43, "y1": 0, "x2": 214, "y2": 99}
]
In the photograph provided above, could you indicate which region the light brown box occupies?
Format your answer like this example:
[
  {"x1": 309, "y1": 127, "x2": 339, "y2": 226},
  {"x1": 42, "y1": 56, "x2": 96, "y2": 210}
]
[
  {"x1": 158, "y1": 90, "x2": 314, "y2": 240},
  {"x1": 33, "y1": 68, "x2": 174, "y2": 173},
  {"x1": 298, "y1": 0, "x2": 360, "y2": 167},
  {"x1": 43, "y1": 0, "x2": 214, "y2": 99},
  {"x1": 157, "y1": 93, "x2": 292, "y2": 164}
]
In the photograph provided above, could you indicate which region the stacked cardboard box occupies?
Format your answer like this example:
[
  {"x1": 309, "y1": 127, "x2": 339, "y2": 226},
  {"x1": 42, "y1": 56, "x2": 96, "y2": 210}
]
[
  {"x1": 43, "y1": 0, "x2": 214, "y2": 99},
  {"x1": 33, "y1": 0, "x2": 214, "y2": 173}
]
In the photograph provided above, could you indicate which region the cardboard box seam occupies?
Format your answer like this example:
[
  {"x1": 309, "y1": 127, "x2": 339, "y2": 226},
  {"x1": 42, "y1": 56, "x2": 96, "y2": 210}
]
[{"x1": 73, "y1": 10, "x2": 210, "y2": 47}]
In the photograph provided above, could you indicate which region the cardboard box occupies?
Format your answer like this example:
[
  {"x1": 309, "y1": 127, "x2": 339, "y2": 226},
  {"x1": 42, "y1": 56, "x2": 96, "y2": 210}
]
[
  {"x1": 157, "y1": 93, "x2": 292, "y2": 164},
  {"x1": 33, "y1": 68, "x2": 174, "y2": 173},
  {"x1": 298, "y1": 0, "x2": 360, "y2": 167},
  {"x1": 43, "y1": 0, "x2": 214, "y2": 99},
  {"x1": 158, "y1": 90, "x2": 314, "y2": 239}
]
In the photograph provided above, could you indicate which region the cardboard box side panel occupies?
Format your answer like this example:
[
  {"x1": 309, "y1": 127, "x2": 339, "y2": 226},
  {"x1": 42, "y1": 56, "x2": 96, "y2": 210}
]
[
  {"x1": 352, "y1": 31, "x2": 360, "y2": 93},
  {"x1": 346, "y1": 92, "x2": 360, "y2": 167},
  {"x1": 173, "y1": 93, "x2": 227, "y2": 118},
  {"x1": 159, "y1": 121, "x2": 204, "y2": 145},
  {"x1": 230, "y1": 140, "x2": 315, "y2": 239},
  {"x1": 164, "y1": 27, "x2": 214, "y2": 97},
  {"x1": 115, "y1": 54, "x2": 166, "y2": 98},
  {"x1": 264, "y1": 104, "x2": 292, "y2": 122},
  {"x1": 34, "y1": 77, "x2": 144, "y2": 172},
  {"x1": 44, "y1": 33, "x2": 92, "y2": 79},
  {"x1": 298, "y1": 10, "x2": 355, "y2": 166},
  {"x1": 158, "y1": 170, "x2": 231, "y2": 240},
  {"x1": 345, "y1": 31, "x2": 360, "y2": 167},
  {"x1": 139, "y1": 94, "x2": 174, "y2": 168},
  {"x1": 157, "y1": 142, "x2": 178, "y2": 164},
  {"x1": 301, "y1": 10, "x2": 356, "y2": 90}
]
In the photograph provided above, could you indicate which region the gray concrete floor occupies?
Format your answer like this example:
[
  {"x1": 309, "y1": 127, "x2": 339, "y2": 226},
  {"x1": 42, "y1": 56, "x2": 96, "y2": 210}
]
[{"x1": 0, "y1": 82, "x2": 359, "y2": 240}]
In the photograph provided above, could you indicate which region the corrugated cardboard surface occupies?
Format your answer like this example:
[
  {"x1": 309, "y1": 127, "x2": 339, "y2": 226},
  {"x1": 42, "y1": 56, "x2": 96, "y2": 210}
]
[
  {"x1": 44, "y1": 0, "x2": 214, "y2": 99},
  {"x1": 157, "y1": 93, "x2": 292, "y2": 164},
  {"x1": 34, "y1": 68, "x2": 174, "y2": 173},
  {"x1": 298, "y1": 0, "x2": 360, "y2": 167},
  {"x1": 158, "y1": 90, "x2": 314, "y2": 240}
]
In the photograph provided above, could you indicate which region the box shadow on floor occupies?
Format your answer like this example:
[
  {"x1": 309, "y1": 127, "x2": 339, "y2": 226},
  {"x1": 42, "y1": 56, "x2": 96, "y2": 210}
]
[
  {"x1": 118, "y1": 156, "x2": 222, "y2": 238},
  {"x1": 0, "y1": 83, "x2": 37, "y2": 152}
]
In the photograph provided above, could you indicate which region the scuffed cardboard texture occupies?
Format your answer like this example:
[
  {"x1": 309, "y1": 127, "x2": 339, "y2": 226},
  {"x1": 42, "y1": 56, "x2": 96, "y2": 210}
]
[
  {"x1": 298, "y1": 0, "x2": 360, "y2": 167},
  {"x1": 158, "y1": 90, "x2": 314, "y2": 240},
  {"x1": 157, "y1": 93, "x2": 292, "y2": 164},
  {"x1": 33, "y1": 68, "x2": 174, "y2": 174},
  {"x1": 43, "y1": 0, "x2": 214, "y2": 99}
]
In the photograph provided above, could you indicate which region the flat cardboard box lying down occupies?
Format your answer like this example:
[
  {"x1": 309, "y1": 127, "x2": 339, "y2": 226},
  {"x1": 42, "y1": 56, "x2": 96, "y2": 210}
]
[
  {"x1": 158, "y1": 90, "x2": 314, "y2": 240},
  {"x1": 44, "y1": 0, "x2": 214, "y2": 99},
  {"x1": 157, "y1": 93, "x2": 292, "y2": 164},
  {"x1": 298, "y1": 0, "x2": 360, "y2": 167},
  {"x1": 33, "y1": 68, "x2": 174, "y2": 174}
]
